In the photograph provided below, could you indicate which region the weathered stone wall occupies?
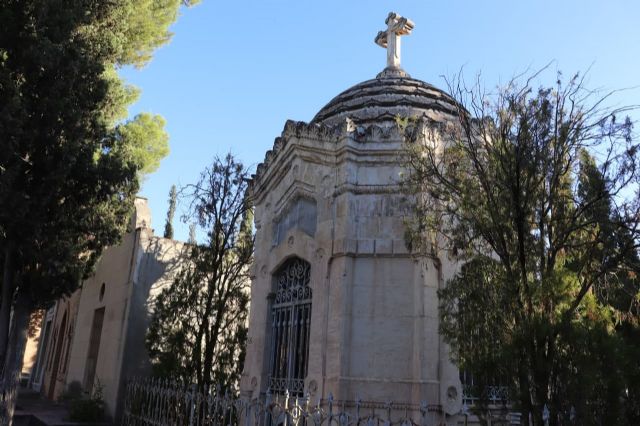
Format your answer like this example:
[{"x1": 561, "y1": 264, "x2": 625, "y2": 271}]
[
  {"x1": 47, "y1": 198, "x2": 185, "y2": 421},
  {"x1": 117, "y1": 233, "x2": 185, "y2": 419},
  {"x1": 242, "y1": 119, "x2": 462, "y2": 422},
  {"x1": 64, "y1": 221, "x2": 140, "y2": 413}
]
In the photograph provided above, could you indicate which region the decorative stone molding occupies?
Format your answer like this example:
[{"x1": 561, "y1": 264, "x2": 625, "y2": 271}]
[
  {"x1": 282, "y1": 119, "x2": 341, "y2": 142},
  {"x1": 249, "y1": 114, "x2": 454, "y2": 204},
  {"x1": 333, "y1": 183, "x2": 403, "y2": 197},
  {"x1": 251, "y1": 120, "x2": 339, "y2": 190}
]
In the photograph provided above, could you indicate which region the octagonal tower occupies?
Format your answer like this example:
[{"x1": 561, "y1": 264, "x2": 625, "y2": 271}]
[{"x1": 241, "y1": 13, "x2": 464, "y2": 424}]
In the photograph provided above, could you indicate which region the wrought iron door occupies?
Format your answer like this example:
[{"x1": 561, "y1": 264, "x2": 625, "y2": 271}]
[{"x1": 268, "y1": 258, "x2": 312, "y2": 396}]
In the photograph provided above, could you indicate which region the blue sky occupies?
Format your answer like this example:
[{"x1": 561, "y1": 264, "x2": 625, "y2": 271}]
[{"x1": 120, "y1": 1, "x2": 640, "y2": 241}]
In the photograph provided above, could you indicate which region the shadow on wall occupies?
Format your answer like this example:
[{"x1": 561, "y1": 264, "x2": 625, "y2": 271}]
[{"x1": 115, "y1": 235, "x2": 187, "y2": 420}]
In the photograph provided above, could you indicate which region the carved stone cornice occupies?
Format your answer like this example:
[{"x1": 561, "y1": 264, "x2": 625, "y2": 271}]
[
  {"x1": 249, "y1": 118, "x2": 446, "y2": 197},
  {"x1": 282, "y1": 119, "x2": 341, "y2": 142},
  {"x1": 251, "y1": 120, "x2": 341, "y2": 190}
]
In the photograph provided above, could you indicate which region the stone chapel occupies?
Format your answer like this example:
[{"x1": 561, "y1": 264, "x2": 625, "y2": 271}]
[{"x1": 240, "y1": 12, "x2": 468, "y2": 424}]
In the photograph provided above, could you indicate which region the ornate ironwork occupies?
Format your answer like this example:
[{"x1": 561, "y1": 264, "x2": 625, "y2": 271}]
[
  {"x1": 0, "y1": 372, "x2": 17, "y2": 425},
  {"x1": 274, "y1": 258, "x2": 312, "y2": 305},
  {"x1": 122, "y1": 378, "x2": 445, "y2": 426},
  {"x1": 269, "y1": 258, "x2": 312, "y2": 397},
  {"x1": 460, "y1": 370, "x2": 509, "y2": 406}
]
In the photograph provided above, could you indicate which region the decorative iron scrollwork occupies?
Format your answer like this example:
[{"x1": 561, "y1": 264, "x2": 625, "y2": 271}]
[{"x1": 269, "y1": 258, "x2": 312, "y2": 396}]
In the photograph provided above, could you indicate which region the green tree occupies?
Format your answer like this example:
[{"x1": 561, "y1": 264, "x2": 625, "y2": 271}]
[
  {"x1": 0, "y1": 0, "x2": 196, "y2": 409},
  {"x1": 116, "y1": 113, "x2": 170, "y2": 176},
  {"x1": 577, "y1": 150, "x2": 640, "y2": 316},
  {"x1": 164, "y1": 184, "x2": 178, "y2": 239},
  {"x1": 403, "y1": 71, "x2": 640, "y2": 425},
  {"x1": 146, "y1": 154, "x2": 253, "y2": 392},
  {"x1": 573, "y1": 150, "x2": 640, "y2": 423}
]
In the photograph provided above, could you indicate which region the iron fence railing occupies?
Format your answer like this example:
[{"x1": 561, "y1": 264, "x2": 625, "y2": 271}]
[
  {"x1": 122, "y1": 378, "x2": 445, "y2": 426},
  {"x1": 0, "y1": 373, "x2": 18, "y2": 426},
  {"x1": 462, "y1": 384, "x2": 510, "y2": 406}
]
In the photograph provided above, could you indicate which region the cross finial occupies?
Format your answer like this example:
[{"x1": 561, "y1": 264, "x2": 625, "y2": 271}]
[{"x1": 375, "y1": 12, "x2": 414, "y2": 78}]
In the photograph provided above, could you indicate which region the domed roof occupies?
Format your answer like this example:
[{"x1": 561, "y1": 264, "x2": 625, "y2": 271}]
[{"x1": 311, "y1": 74, "x2": 459, "y2": 127}]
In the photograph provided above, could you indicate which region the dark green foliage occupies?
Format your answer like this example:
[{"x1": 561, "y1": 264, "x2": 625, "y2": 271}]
[
  {"x1": 404, "y1": 71, "x2": 640, "y2": 425},
  {"x1": 147, "y1": 155, "x2": 253, "y2": 392},
  {"x1": 0, "y1": 0, "x2": 186, "y2": 306},
  {"x1": 68, "y1": 381, "x2": 105, "y2": 422},
  {"x1": 0, "y1": 0, "x2": 193, "y2": 417}
]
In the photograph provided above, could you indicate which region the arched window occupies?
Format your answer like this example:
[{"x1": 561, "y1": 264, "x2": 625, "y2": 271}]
[{"x1": 268, "y1": 258, "x2": 312, "y2": 396}]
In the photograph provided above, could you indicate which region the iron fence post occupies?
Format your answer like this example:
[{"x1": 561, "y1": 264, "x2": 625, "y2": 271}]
[{"x1": 188, "y1": 384, "x2": 196, "y2": 426}]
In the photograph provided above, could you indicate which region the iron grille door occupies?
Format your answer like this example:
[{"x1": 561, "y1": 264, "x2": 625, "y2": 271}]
[{"x1": 268, "y1": 258, "x2": 312, "y2": 396}]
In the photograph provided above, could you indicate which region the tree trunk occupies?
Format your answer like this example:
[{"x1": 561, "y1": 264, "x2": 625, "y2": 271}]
[
  {"x1": 518, "y1": 357, "x2": 533, "y2": 426},
  {"x1": 0, "y1": 248, "x2": 15, "y2": 370},
  {"x1": 202, "y1": 331, "x2": 212, "y2": 388},
  {"x1": 193, "y1": 313, "x2": 207, "y2": 388},
  {"x1": 1, "y1": 289, "x2": 31, "y2": 426},
  {"x1": 203, "y1": 298, "x2": 225, "y2": 386}
]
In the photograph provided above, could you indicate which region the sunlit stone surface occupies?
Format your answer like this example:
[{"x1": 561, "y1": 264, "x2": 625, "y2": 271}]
[{"x1": 241, "y1": 13, "x2": 466, "y2": 425}]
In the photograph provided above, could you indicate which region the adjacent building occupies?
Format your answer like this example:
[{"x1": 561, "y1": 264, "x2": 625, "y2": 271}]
[{"x1": 25, "y1": 198, "x2": 184, "y2": 421}]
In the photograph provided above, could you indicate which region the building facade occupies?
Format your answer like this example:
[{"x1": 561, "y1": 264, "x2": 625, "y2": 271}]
[
  {"x1": 28, "y1": 198, "x2": 184, "y2": 421},
  {"x1": 241, "y1": 13, "x2": 467, "y2": 425}
]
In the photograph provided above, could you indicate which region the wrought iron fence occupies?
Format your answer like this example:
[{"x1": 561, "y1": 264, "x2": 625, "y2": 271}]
[
  {"x1": 122, "y1": 378, "x2": 445, "y2": 426},
  {"x1": 462, "y1": 384, "x2": 509, "y2": 406},
  {"x1": 0, "y1": 373, "x2": 18, "y2": 426}
]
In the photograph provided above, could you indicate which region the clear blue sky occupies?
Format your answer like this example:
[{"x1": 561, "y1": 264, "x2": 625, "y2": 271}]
[{"x1": 120, "y1": 0, "x2": 640, "y2": 242}]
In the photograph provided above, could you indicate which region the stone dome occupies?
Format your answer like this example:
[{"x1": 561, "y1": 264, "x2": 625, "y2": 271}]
[{"x1": 311, "y1": 74, "x2": 459, "y2": 127}]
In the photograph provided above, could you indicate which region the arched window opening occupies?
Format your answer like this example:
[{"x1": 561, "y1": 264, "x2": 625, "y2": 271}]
[{"x1": 268, "y1": 258, "x2": 312, "y2": 396}]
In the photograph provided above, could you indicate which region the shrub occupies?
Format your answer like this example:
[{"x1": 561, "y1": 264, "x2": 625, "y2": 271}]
[{"x1": 68, "y1": 381, "x2": 105, "y2": 422}]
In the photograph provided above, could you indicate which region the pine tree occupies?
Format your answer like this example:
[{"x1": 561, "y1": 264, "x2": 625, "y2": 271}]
[{"x1": 0, "y1": 0, "x2": 197, "y2": 411}]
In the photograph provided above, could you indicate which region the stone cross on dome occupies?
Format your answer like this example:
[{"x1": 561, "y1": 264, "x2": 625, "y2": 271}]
[{"x1": 375, "y1": 12, "x2": 414, "y2": 78}]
